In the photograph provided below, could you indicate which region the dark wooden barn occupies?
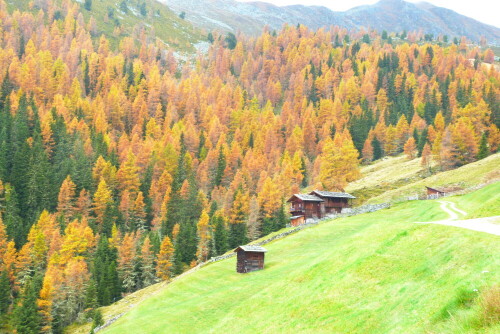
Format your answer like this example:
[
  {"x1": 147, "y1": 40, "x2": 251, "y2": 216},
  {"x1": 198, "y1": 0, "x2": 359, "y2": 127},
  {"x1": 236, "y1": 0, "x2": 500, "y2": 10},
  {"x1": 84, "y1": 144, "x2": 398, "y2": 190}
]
[
  {"x1": 426, "y1": 186, "x2": 446, "y2": 198},
  {"x1": 309, "y1": 190, "x2": 356, "y2": 214},
  {"x1": 287, "y1": 194, "x2": 324, "y2": 219},
  {"x1": 234, "y1": 245, "x2": 267, "y2": 273}
]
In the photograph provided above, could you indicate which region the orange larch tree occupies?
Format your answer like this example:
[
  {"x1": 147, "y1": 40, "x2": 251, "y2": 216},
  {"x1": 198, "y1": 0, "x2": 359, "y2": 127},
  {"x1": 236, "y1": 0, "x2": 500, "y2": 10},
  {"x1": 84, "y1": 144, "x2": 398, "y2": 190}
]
[
  {"x1": 403, "y1": 137, "x2": 417, "y2": 160},
  {"x1": 157, "y1": 236, "x2": 174, "y2": 281},
  {"x1": 56, "y1": 175, "x2": 77, "y2": 225}
]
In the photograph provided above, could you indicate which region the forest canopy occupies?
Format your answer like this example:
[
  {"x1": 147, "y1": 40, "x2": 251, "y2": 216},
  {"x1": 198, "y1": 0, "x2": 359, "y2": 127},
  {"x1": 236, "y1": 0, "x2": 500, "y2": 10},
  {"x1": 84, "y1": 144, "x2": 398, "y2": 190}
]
[{"x1": 0, "y1": 0, "x2": 498, "y2": 332}]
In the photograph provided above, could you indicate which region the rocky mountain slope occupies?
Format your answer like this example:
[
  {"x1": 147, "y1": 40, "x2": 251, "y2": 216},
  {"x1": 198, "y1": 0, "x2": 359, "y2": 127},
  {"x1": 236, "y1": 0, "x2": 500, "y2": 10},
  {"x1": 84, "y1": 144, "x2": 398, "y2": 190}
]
[{"x1": 161, "y1": 0, "x2": 500, "y2": 43}]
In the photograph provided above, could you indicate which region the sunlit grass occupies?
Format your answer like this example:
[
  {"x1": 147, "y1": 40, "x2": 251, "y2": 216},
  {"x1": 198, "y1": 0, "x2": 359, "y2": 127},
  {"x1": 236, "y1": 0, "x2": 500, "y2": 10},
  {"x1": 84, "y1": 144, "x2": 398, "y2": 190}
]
[
  {"x1": 349, "y1": 153, "x2": 500, "y2": 204},
  {"x1": 94, "y1": 187, "x2": 500, "y2": 334}
]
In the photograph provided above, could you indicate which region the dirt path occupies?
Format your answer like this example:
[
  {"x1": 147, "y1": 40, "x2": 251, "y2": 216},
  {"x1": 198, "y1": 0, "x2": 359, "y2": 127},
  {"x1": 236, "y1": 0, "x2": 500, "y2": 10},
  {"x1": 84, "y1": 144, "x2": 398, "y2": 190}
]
[
  {"x1": 439, "y1": 200, "x2": 462, "y2": 220},
  {"x1": 415, "y1": 201, "x2": 500, "y2": 236},
  {"x1": 442, "y1": 200, "x2": 467, "y2": 217}
]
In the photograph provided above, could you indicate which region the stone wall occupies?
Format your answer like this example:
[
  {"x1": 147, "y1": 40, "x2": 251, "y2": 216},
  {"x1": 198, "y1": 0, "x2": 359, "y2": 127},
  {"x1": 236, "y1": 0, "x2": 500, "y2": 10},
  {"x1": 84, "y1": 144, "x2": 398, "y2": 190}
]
[
  {"x1": 297, "y1": 203, "x2": 391, "y2": 225},
  {"x1": 93, "y1": 314, "x2": 125, "y2": 333},
  {"x1": 204, "y1": 222, "x2": 320, "y2": 264},
  {"x1": 342, "y1": 203, "x2": 391, "y2": 215}
]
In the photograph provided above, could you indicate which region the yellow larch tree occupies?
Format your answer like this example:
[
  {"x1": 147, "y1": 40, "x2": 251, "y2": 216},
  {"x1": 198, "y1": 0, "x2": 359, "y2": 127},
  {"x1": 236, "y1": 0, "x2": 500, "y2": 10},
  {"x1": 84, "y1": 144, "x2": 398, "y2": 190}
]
[
  {"x1": 257, "y1": 177, "x2": 281, "y2": 218},
  {"x1": 319, "y1": 130, "x2": 360, "y2": 191},
  {"x1": 196, "y1": 210, "x2": 211, "y2": 263},
  {"x1": 157, "y1": 236, "x2": 174, "y2": 281},
  {"x1": 93, "y1": 178, "x2": 113, "y2": 227},
  {"x1": 116, "y1": 150, "x2": 141, "y2": 195}
]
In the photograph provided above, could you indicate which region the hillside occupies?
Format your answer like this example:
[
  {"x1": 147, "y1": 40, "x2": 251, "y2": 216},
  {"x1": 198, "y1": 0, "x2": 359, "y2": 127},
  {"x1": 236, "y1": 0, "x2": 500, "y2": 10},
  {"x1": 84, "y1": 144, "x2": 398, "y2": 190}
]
[
  {"x1": 9, "y1": 0, "x2": 204, "y2": 51},
  {"x1": 347, "y1": 152, "x2": 500, "y2": 204},
  {"x1": 0, "y1": 3, "x2": 499, "y2": 333},
  {"x1": 85, "y1": 183, "x2": 500, "y2": 333},
  {"x1": 162, "y1": 0, "x2": 500, "y2": 43}
]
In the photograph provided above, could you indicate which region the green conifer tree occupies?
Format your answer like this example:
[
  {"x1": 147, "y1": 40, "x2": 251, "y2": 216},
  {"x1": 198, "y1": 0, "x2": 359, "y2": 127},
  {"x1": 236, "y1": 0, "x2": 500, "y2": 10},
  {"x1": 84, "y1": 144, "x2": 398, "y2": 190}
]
[
  {"x1": 477, "y1": 132, "x2": 489, "y2": 160},
  {"x1": 13, "y1": 275, "x2": 42, "y2": 333},
  {"x1": 213, "y1": 146, "x2": 226, "y2": 188},
  {"x1": 212, "y1": 216, "x2": 228, "y2": 256},
  {"x1": 417, "y1": 128, "x2": 428, "y2": 157},
  {"x1": 372, "y1": 137, "x2": 383, "y2": 160},
  {"x1": 0, "y1": 270, "x2": 11, "y2": 315},
  {"x1": 229, "y1": 223, "x2": 247, "y2": 249},
  {"x1": 93, "y1": 238, "x2": 121, "y2": 306}
]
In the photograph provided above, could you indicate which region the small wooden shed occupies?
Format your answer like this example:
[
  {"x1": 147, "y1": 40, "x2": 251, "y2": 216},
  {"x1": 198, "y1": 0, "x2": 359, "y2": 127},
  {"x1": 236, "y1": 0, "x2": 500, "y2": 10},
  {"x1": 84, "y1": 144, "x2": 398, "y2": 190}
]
[
  {"x1": 234, "y1": 245, "x2": 267, "y2": 273},
  {"x1": 426, "y1": 186, "x2": 446, "y2": 198},
  {"x1": 290, "y1": 215, "x2": 305, "y2": 226}
]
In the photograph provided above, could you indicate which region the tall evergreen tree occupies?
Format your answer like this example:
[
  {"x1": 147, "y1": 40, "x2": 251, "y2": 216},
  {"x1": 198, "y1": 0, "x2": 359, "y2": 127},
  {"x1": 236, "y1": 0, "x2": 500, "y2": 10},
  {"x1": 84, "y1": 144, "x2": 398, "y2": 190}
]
[
  {"x1": 84, "y1": 278, "x2": 98, "y2": 311},
  {"x1": 212, "y1": 215, "x2": 228, "y2": 256},
  {"x1": 229, "y1": 222, "x2": 247, "y2": 249},
  {"x1": 3, "y1": 184, "x2": 24, "y2": 247},
  {"x1": 477, "y1": 132, "x2": 489, "y2": 160},
  {"x1": 163, "y1": 135, "x2": 188, "y2": 236},
  {"x1": 0, "y1": 73, "x2": 13, "y2": 112},
  {"x1": 0, "y1": 270, "x2": 11, "y2": 315},
  {"x1": 261, "y1": 217, "x2": 275, "y2": 237},
  {"x1": 175, "y1": 220, "x2": 197, "y2": 266},
  {"x1": 92, "y1": 238, "x2": 121, "y2": 306},
  {"x1": 417, "y1": 128, "x2": 429, "y2": 157},
  {"x1": 372, "y1": 137, "x2": 383, "y2": 161},
  {"x1": 213, "y1": 146, "x2": 226, "y2": 188},
  {"x1": 25, "y1": 136, "x2": 54, "y2": 222},
  {"x1": 13, "y1": 275, "x2": 42, "y2": 334},
  {"x1": 274, "y1": 204, "x2": 287, "y2": 231}
]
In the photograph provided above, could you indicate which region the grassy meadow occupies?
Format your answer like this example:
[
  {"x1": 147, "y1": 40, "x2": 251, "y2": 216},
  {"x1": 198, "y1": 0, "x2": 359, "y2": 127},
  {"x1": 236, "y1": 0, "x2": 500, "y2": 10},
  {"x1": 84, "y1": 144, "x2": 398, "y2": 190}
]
[
  {"x1": 347, "y1": 153, "x2": 500, "y2": 204},
  {"x1": 95, "y1": 183, "x2": 500, "y2": 334},
  {"x1": 446, "y1": 182, "x2": 500, "y2": 219}
]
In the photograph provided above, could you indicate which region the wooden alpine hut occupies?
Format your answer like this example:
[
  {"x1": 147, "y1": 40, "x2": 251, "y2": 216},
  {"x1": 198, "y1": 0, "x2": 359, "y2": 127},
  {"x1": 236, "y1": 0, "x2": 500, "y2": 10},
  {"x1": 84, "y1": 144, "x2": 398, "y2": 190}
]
[
  {"x1": 287, "y1": 194, "x2": 324, "y2": 219},
  {"x1": 234, "y1": 245, "x2": 267, "y2": 273},
  {"x1": 426, "y1": 186, "x2": 446, "y2": 199},
  {"x1": 309, "y1": 190, "x2": 356, "y2": 214}
]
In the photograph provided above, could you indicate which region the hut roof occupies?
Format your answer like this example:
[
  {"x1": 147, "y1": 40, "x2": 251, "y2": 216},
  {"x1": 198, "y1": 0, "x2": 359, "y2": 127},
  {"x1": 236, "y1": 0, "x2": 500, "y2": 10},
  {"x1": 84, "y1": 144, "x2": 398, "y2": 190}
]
[
  {"x1": 425, "y1": 186, "x2": 445, "y2": 193},
  {"x1": 310, "y1": 190, "x2": 356, "y2": 199},
  {"x1": 287, "y1": 194, "x2": 324, "y2": 202},
  {"x1": 290, "y1": 215, "x2": 304, "y2": 219},
  {"x1": 234, "y1": 245, "x2": 268, "y2": 253}
]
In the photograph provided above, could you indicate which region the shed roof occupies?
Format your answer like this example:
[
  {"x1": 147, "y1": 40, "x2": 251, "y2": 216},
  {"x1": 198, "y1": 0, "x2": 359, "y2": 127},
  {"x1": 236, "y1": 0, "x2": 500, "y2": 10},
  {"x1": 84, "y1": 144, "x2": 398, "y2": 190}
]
[
  {"x1": 234, "y1": 245, "x2": 268, "y2": 253},
  {"x1": 287, "y1": 194, "x2": 324, "y2": 202},
  {"x1": 425, "y1": 186, "x2": 445, "y2": 193},
  {"x1": 290, "y1": 215, "x2": 304, "y2": 219},
  {"x1": 310, "y1": 190, "x2": 356, "y2": 199}
]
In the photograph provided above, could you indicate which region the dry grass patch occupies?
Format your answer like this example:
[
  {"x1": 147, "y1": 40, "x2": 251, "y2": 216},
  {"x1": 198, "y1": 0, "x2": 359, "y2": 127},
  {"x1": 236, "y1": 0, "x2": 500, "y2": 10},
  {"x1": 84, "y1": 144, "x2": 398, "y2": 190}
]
[{"x1": 480, "y1": 285, "x2": 500, "y2": 326}]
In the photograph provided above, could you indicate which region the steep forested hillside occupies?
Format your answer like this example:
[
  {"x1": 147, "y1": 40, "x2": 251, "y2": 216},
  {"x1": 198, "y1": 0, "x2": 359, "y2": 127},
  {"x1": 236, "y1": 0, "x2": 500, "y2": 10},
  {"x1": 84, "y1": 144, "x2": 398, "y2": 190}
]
[{"x1": 0, "y1": 0, "x2": 498, "y2": 332}]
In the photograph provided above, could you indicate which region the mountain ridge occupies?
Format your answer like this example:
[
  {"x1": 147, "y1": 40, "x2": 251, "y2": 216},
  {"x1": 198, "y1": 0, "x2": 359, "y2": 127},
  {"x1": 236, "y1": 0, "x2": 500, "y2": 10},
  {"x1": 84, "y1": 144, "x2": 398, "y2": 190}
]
[{"x1": 161, "y1": 0, "x2": 500, "y2": 43}]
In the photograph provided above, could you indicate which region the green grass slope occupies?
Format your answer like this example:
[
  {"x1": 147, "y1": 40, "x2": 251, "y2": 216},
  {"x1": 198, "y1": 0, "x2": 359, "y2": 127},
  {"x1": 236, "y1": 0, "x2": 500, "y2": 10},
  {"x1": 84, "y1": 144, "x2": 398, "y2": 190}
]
[
  {"x1": 447, "y1": 182, "x2": 500, "y2": 219},
  {"x1": 101, "y1": 183, "x2": 500, "y2": 334},
  {"x1": 9, "y1": 0, "x2": 204, "y2": 52}
]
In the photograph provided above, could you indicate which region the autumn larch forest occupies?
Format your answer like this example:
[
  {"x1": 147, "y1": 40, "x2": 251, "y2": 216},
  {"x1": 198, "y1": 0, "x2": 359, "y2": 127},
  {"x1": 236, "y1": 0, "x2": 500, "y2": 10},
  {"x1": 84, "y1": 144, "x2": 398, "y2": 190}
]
[{"x1": 0, "y1": 0, "x2": 498, "y2": 332}]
